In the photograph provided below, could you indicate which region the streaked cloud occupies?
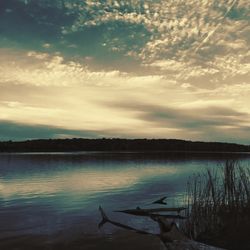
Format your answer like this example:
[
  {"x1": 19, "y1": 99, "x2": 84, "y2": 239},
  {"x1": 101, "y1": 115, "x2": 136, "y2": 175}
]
[
  {"x1": 0, "y1": 120, "x2": 98, "y2": 141},
  {"x1": 103, "y1": 100, "x2": 250, "y2": 143}
]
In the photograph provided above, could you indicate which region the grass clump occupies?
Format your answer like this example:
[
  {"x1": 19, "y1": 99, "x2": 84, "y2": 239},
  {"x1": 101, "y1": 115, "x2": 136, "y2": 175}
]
[{"x1": 183, "y1": 161, "x2": 250, "y2": 249}]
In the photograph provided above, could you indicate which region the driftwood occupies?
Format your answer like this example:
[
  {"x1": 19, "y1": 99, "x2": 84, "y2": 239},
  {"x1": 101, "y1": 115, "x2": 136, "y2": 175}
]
[
  {"x1": 152, "y1": 196, "x2": 167, "y2": 205},
  {"x1": 99, "y1": 206, "x2": 226, "y2": 250},
  {"x1": 115, "y1": 207, "x2": 187, "y2": 219},
  {"x1": 115, "y1": 207, "x2": 187, "y2": 214}
]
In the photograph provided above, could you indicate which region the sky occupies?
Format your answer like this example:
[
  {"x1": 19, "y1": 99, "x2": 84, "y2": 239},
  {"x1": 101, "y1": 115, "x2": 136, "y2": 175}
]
[{"x1": 0, "y1": 0, "x2": 249, "y2": 143}]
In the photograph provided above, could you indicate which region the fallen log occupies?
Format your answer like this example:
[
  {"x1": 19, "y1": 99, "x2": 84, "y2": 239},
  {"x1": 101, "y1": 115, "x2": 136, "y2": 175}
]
[
  {"x1": 118, "y1": 211, "x2": 186, "y2": 219},
  {"x1": 114, "y1": 207, "x2": 187, "y2": 215},
  {"x1": 99, "y1": 206, "x2": 226, "y2": 250}
]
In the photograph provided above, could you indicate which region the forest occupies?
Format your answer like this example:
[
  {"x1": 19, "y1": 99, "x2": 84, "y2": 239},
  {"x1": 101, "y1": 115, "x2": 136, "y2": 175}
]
[{"x1": 0, "y1": 138, "x2": 249, "y2": 153}]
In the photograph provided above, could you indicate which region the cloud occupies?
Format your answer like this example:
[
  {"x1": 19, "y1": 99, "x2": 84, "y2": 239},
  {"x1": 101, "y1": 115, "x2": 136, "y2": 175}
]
[
  {"x1": 1, "y1": 0, "x2": 249, "y2": 81},
  {"x1": 0, "y1": 120, "x2": 99, "y2": 141},
  {"x1": 0, "y1": 49, "x2": 129, "y2": 87},
  {"x1": 0, "y1": 0, "x2": 249, "y2": 143},
  {"x1": 62, "y1": 0, "x2": 250, "y2": 87},
  {"x1": 103, "y1": 100, "x2": 250, "y2": 143},
  {"x1": 1, "y1": 47, "x2": 250, "y2": 142}
]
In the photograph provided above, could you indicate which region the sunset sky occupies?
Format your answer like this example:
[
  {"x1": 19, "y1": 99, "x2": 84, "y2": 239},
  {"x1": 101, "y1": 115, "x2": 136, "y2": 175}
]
[{"x1": 0, "y1": 0, "x2": 249, "y2": 143}]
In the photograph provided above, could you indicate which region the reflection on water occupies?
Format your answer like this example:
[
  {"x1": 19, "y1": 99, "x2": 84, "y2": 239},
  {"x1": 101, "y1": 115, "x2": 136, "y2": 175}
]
[
  {"x1": 0, "y1": 152, "x2": 249, "y2": 248},
  {"x1": 0, "y1": 165, "x2": 177, "y2": 199}
]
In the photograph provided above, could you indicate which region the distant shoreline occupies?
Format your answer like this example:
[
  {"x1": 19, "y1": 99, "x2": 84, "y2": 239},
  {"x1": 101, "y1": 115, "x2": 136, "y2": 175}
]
[
  {"x1": 1, "y1": 150, "x2": 250, "y2": 155},
  {"x1": 0, "y1": 138, "x2": 249, "y2": 153}
]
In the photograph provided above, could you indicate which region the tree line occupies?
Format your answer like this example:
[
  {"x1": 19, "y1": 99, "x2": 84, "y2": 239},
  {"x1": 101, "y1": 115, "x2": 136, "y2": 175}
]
[{"x1": 0, "y1": 138, "x2": 249, "y2": 153}]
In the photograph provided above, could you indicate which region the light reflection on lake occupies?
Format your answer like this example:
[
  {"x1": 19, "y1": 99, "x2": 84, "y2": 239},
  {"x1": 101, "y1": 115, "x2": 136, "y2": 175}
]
[{"x1": 0, "y1": 152, "x2": 249, "y2": 249}]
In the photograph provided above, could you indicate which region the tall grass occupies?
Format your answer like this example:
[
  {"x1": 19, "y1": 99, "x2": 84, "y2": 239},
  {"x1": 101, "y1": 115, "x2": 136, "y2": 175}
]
[{"x1": 183, "y1": 161, "x2": 250, "y2": 249}]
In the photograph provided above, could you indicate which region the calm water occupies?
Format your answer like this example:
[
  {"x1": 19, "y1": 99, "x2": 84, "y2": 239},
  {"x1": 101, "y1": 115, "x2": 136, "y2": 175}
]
[{"x1": 0, "y1": 152, "x2": 250, "y2": 249}]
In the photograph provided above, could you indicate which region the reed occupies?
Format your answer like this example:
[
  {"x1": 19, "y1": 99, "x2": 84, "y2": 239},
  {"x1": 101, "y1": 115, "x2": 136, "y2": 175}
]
[{"x1": 183, "y1": 161, "x2": 250, "y2": 249}]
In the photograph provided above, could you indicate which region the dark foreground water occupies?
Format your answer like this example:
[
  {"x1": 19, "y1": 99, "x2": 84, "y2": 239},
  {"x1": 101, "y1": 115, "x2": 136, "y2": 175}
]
[{"x1": 0, "y1": 152, "x2": 250, "y2": 250}]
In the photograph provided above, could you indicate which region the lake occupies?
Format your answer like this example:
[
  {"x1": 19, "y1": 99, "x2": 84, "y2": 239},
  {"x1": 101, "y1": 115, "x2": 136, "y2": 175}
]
[{"x1": 0, "y1": 152, "x2": 249, "y2": 250}]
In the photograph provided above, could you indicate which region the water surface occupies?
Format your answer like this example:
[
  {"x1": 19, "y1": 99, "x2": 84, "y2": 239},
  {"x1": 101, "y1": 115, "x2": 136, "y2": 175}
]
[{"x1": 0, "y1": 152, "x2": 249, "y2": 249}]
